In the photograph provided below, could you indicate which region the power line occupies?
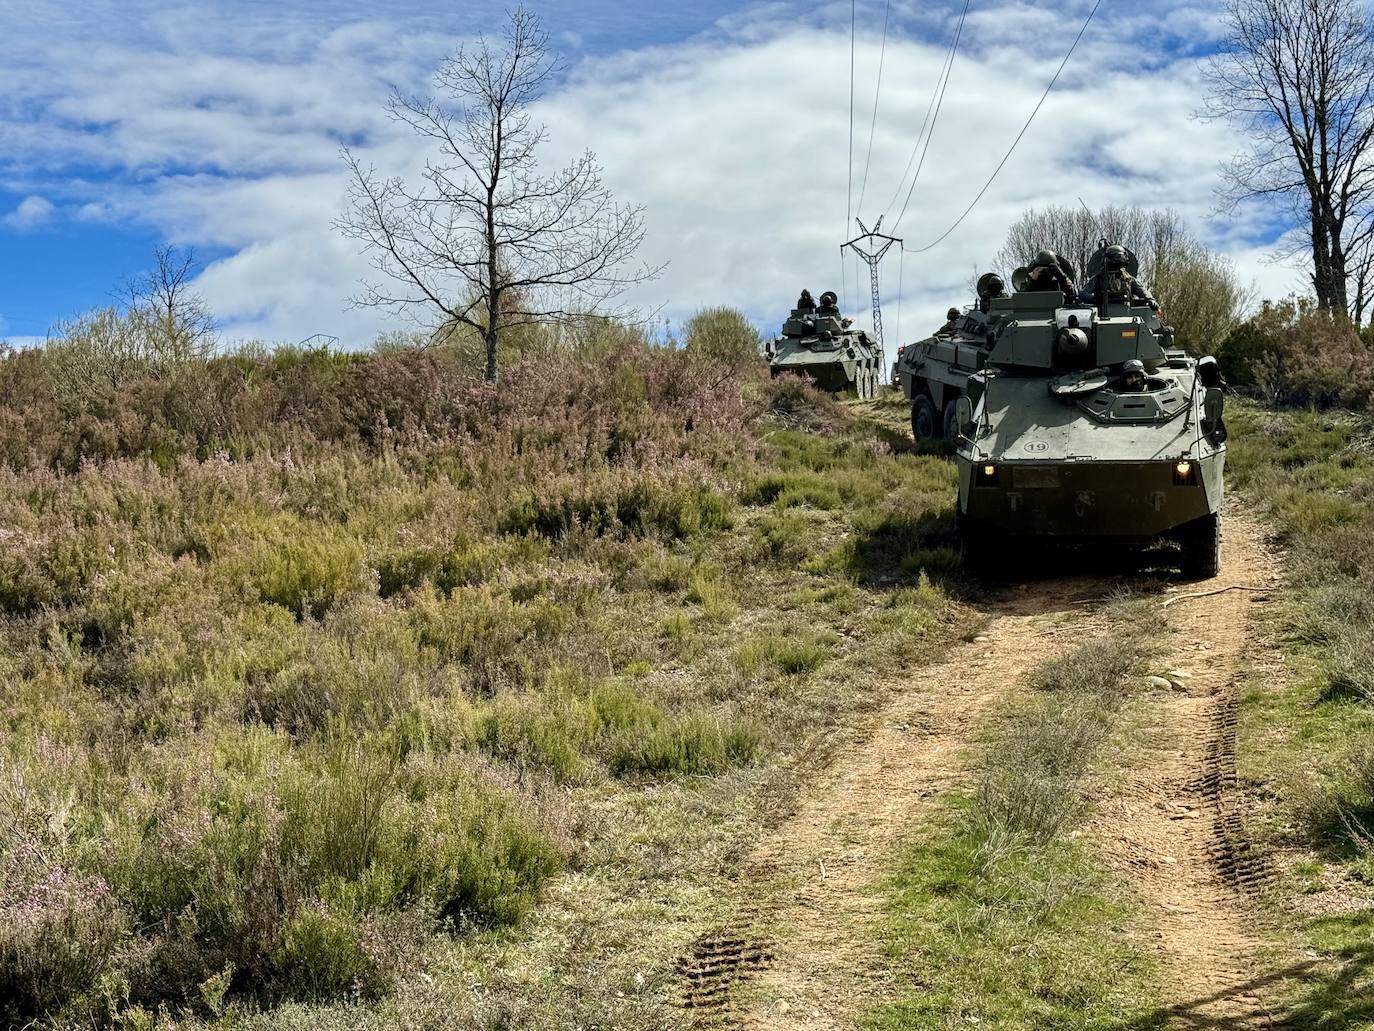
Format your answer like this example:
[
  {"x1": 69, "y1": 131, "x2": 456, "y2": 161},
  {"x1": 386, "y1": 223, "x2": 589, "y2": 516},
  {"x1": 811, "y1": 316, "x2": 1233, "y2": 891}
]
[
  {"x1": 904, "y1": 0, "x2": 1105, "y2": 255},
  {"x1": 896, "y1": 244, "x2": 905, "y2": 358},
  {"x1": 844, "y1": 0, "x2": 856, "y2": 309},
  {"x1": 856, "y1": 0, "x2": 892, "y2": 214},
  {"x1": 881, "y1": 0, "x2": 971, "y2": 222},
  {"x1": 892, "y1": 0, "x2": 971, "y2": 233}
]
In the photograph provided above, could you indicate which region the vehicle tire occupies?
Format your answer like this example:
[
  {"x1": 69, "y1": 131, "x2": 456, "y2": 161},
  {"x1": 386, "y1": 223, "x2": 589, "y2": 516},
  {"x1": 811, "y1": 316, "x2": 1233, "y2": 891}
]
[
  {"x1": 958, "y1": 514, "x2": 1002, "y2": 580},
  {"x1": 910, "y1": 394, "x2": 938, "y2": 440},
  {"x1": 1178, "y1": 513, "x2": 1221, "y2": 580},
  {"x1": 857, "y1": 366, "x2": 870, "y2": 400},
  {"x1": 868, "y1": 366, "x2": 879, "y2": 398},
  {"x1": 942, "y1": 397, "x2": 961, "y2": 444}
]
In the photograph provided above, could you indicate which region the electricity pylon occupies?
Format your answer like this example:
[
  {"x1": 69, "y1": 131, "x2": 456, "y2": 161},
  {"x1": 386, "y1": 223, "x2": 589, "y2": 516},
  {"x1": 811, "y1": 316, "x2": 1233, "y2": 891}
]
[{"x1": 841, "y1": 216, "x2": 902, "y2": 371}]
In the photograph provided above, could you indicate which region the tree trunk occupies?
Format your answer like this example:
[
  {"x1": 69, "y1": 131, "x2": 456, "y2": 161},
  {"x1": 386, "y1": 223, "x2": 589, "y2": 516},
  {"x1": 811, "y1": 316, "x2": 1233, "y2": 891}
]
[
  {"x1": 1329, "y1": 233, "x2": 1351, "y2": 315},
  {"x1": 484, "y1": 322, "x2": 498, "y2": 383},
  {"x1": 1312, "y1": 207, "x2": 1335, "y2": 309}
]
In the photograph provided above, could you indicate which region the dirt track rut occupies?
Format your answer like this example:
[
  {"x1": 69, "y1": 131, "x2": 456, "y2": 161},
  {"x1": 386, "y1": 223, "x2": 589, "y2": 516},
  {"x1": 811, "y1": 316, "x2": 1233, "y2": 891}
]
[
  {"x1": 727, "y1": 576, "x2": 1111, "y2": 1028},
  {"x1": 685, "y1": 510, "x2": 1279, "y2": 1030},
  {"x1": 1095, "y1": 510, "x2": 1281, "y2": 1028}
]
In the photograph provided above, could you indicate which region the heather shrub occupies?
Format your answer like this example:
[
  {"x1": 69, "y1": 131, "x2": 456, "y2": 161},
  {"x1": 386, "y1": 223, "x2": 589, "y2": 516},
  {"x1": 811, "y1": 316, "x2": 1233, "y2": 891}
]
[
  {"x1": 215, "y1": 515, "x2": 368, "y2": 617},
  {"x1": 0, "y1": 775, "x2": 132, "y2": 1027},
  {"x1": 606, "y1": 713, "x2": 760, "y2": 778},
  {"x1": 473, "y1": 692, "x2": 590, "y2": 782},
  {"x1": 1219, "y1": 298, "x2": 1374, "y2": 407},
  {"x1": 499, "y1": 469, "x2": 732, "y2": 542}
]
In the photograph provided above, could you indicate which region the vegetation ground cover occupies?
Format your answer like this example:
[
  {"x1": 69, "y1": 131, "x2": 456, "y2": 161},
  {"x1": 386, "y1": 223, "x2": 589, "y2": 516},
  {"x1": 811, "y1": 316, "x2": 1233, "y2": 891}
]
[
  {"x1": 863, "y1": 624, "x2": 1165, "y2": 1030},
  {"x1": 1223, "y1": 402, "x2": 1374, "y2": 1026},
  {"x1": 0, "y1": 314, "x2": 970, "y2": 1029}
]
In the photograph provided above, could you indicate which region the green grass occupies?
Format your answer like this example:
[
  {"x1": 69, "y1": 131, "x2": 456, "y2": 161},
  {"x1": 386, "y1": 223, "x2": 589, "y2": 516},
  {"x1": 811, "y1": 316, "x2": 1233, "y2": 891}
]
[
  {"x1": 869, "y1": 827, "x2": 1160, "y2": 1031},
  {"x1": 1224, "y1": 401, "x2": 1374, "y2": 1025},
  {"x1": 0, "y1": 335, "x2": 966, "y2": 1029},
  {"x1": 865, "y1": 632, "x2": 1161, "y2": 1029}
]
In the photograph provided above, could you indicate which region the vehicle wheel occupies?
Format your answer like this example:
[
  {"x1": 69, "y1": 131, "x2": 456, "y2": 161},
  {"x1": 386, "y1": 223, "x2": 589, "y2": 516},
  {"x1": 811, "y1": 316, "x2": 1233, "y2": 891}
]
[
  {"x1": 910, "y1": 394, "x2": 938, "y2": 440},
  {"x1": 1178, "y1": 513, "x2": 1221, "y2": 579},
  {"x1": 959, "y1": 515, "x2": 1002, "y2": 579},
  {"x1": 942, "y1": 397, "x2": 961, "y2": 444},
  {"x1": 867, "y1": 366, "x2": 879, "y2": 398},
  {"x1": 857, "y1": 367, "x2": 870, "y2": 400}
]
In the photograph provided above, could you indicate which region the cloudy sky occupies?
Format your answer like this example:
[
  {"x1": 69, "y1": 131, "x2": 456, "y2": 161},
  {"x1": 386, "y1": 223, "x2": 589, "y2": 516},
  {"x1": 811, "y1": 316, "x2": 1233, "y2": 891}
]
[{"x1": 0, "y1": 0, "x2": 1307, "y2": 348}]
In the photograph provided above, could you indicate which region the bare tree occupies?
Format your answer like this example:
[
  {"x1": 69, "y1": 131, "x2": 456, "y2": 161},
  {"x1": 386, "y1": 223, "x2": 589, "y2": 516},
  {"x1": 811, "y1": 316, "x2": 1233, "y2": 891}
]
[
  {"x1": 996, "y1": 206, "x2": 1248, "y2": 351},
  {"x1": 997, "y1": 206, "x2": 1192, "y2": 285},
  {"x1": 1202, "y1": 0, "x2": 1374, "y2": 318},
  {"x1": 123, "y1": 245, "x2": 217, "y2": 362},
  {"x1": 336, "y1": 7, "x2": 660, "y2": 382}
]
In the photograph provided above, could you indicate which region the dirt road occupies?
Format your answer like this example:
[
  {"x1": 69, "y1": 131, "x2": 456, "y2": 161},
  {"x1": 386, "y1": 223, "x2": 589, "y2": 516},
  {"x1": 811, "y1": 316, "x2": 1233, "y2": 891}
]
[
  {"x1": 683, "y1": 509, "x2": 1280, "y2": 1029},
  {"x1": 1094, "y1": 512, "x2": 1282, "y2": 1028}
]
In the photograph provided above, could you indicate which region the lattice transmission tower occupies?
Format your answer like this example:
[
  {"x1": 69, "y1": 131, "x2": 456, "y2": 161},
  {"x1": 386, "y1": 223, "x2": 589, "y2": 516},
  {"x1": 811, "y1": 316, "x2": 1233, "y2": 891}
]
[{"x1": 841, "y1": 216, "x2": 902, "y2": 370}]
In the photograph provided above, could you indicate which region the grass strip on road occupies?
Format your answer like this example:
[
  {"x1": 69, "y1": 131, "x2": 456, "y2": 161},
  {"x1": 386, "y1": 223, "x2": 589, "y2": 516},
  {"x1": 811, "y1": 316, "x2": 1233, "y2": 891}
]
[{"x1": 865, "y1": 630, "x2": 1164, "y2": 1030}]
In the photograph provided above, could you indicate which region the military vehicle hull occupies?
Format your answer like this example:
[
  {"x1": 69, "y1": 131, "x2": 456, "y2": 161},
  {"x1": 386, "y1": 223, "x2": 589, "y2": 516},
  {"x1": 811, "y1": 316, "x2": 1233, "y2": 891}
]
[
  {"x1": 770, "y1": 349, "x2": 881, "y2": 398},
  {"x1": 896, "y1": 243, "x2": 1229, "y2": 577},
  {"x1": 766, "y1": 300, "x2": 882, "y2": 399},
  {"x1": 954, "y1": 361, "x2": 1227, "y2": 576},
  {"x1": 957, "y1": 457, "x2": 1221, "y2": 539}
]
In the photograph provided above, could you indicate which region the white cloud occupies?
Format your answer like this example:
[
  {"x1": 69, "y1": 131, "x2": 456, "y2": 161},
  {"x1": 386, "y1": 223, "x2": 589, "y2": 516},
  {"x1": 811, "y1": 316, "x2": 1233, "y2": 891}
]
[
  {"x1": 0, "y1": 1, "x2": 1305, "y2": 347},
  {"x1": 2, "y1": 195, "x2": 55, "y2": 230}
]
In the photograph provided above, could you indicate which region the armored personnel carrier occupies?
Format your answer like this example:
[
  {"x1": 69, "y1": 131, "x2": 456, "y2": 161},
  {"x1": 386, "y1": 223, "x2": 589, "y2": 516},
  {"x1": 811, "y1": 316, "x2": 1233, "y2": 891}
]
[
  {"x1": 894, "y1": 245, "x2": 1228, "y2": 577},
  {"x1": 766, "y1": 290, "x2": 882, "y2": 399}
]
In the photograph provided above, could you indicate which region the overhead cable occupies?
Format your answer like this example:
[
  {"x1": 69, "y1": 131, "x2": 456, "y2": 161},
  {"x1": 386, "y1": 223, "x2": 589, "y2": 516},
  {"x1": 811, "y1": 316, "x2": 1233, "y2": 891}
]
[
  {"x1": 904, "y1": 0, "x2": 1105, "y2": 255},
  {"x1": 881, "y1": 0, "x2": 971, "y2": 223},
  {"x1": 856, "y1": 0, "x2": 892, "y2": 213},
  {"x1": 891, "y1": 0, "x2": 971, "y2": 233}
]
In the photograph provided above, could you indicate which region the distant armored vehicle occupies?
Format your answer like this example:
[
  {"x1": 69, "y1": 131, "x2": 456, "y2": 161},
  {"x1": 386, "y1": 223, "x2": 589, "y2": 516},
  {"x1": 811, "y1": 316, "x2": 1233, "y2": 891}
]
[
  {"x1": 894, "y1": 244, "x2": 1228, "y2": 577},
  {"x1": 766, "y1": 290, "x2": 883, "y2": 399}
]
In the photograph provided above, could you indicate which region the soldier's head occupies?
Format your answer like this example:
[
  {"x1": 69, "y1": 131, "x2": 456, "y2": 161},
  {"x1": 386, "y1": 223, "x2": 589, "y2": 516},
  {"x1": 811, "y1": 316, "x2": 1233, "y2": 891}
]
[
  {"x1": 1104, "y1": 245, "x2": 1129, "y2": 271},
  {"x1": 1032, "y1": 249, "x2": 1058, "y2": 270},
  {"x1": 1122, "y1": 358, "x2": 1145, "y2": 391},
  {"x1": 800, "y1": 288, "x2": 813, "y2": 301},
  {"x1": 986, "y1": 273, "x2": 1006, "y2": 297},
  {"x1": 946, "y1": 307, "x2": 960, "y2": 322}
]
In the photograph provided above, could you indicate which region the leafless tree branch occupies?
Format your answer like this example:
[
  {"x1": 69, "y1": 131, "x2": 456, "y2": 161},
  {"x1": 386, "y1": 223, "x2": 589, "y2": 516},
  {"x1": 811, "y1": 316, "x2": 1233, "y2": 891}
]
[{"x1": 334, "y1": 6, "x2": 664, "y2": 380}]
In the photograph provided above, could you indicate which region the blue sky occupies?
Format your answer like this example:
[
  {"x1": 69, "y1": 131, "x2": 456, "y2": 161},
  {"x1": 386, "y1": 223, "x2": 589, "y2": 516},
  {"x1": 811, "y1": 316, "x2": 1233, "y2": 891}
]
[{"x1": 0, "y1": 0, "x2": 1301, "y2": 346}]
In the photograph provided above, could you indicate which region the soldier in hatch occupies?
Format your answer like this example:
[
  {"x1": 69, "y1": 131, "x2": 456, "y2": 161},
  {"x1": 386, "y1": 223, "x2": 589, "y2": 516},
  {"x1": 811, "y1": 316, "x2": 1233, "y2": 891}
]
[
  {"x1": 1119, "y1": 358, "x2": 1147, "y2": 393},
  {"x1": 937, "y1": 307, "x2": 961, "y2": 335},
  {"x1": 1080, "y1": 245, "x2": 1158, "y2": 310},
  {"x1": 1023, "y1": 250, "x2": 1077, "y2": 305},
  {"x1": 977, "y1": 273, "x2": 1008, "y2": 313},
  {"x1": 816, "y1": 291, "x2": 841, "y2": 316},
  {"x1": 796, "y1": 289, "x2": 817, "y2": 312}
]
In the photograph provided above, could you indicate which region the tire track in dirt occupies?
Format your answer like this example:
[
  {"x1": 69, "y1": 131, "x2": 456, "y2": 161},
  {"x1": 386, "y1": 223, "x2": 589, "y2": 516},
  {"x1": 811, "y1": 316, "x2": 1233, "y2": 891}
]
[
  {"x1": 707, "y1": 576, "x2": 1111, "y2": 1030},
  {"x1": 1094, "y1": 508, "x2": 1282, "y2": 1029}
]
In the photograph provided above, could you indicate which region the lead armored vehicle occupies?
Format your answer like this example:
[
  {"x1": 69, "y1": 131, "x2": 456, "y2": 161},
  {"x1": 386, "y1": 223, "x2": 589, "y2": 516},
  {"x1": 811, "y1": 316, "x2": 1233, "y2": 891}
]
[
  {"x1": 894, "y1": 244, "x2": 1228, "y2": 577},
  {"x1": 766, "y1": 290, "x2": 882, "y2": 399}
]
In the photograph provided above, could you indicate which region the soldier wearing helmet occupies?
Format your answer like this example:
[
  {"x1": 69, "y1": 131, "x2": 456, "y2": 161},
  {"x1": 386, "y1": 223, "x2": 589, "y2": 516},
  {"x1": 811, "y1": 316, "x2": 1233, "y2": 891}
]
[
  {"x1": 796, "y1": 289, "x2": 817, "y2": 312},
  {"x1": 977, "y1": 273, "x2": 1008, "y2": 313},
  {"x1": 1120, "y1": 358, "x2": 1147, "y2": 393},
  {"x1": 937, "y1": 307, "x2": 962, "y2": 335},
  {"x1": 1023, "y1": 249, "x2": 1077, "y2": 304},
  {"x1": 817, "y1": 290, "x2": 841, "y2": 316},
  {"x1": 1080, "y1": 245, "x2": 1157, "y2": 311}
]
